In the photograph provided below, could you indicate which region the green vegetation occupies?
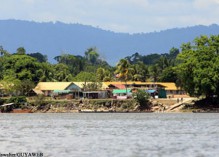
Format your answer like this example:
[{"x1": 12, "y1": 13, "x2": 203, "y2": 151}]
[
  {"x1": 0, "y1": 45, "x2": 180, "y2": 89},
  {"x1": 133, "y1": 89, "x2": 151, "y2": 110},
  {"x1": 176, "y1": 35, "x2": 219, "y2": 98},
  {"x1": 6, "y1": 96, "x2": 27, "y2": 108},
  {"x1": 0, "y1": 98, "x2": 5, "y2": 105},
  {"x1": 0, "y1": 35, "x2": 219, "y2": 108}
]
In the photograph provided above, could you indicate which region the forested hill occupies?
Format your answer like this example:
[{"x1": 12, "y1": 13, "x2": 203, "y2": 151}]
[{"x1": 0, "y1": 19, "x2": 219, "y2": 65}]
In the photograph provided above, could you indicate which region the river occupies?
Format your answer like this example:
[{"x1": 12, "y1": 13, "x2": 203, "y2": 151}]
[{"x1": 0, "y1": 113, "x2": 219, "y2": 157}]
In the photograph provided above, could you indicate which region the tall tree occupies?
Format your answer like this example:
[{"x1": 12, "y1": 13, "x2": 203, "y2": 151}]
[
  {"x1": 115, "y1": 59, "x2": 131, "y2": 81},
  {"x1": 169, "y1": 47, "x2": 180, "y2": 59},
  {"x1": 96, "y1": 67, "x2": 113, "y2": 82},
  {"x1": 84, "y1": 47, "x2": 100, "y2": 65},
  {"x1": 53, "y1": 63, "x2": 72, "y2": 81},
  {"x1": 72, "y1": 71, "x2": 96, "y2": 82},
  {"x1": 159, "y1": 67, "x2": 177, "y2": 82},
  {"x1": 37, "y1": 62, "x2": 54, "y2": 82},
  {"x1": 115, "y1": 59, "x2": 131, "y2": 95},
  {"x1": 177, "y1": 35, "x2": 219, "y2": 98},
  {"x1": 125, "y1": 52, "x2": 142, "y2": 64},
  {"x1": 28, "y1": 52, "x2": 48, "y2": 62},
  {"x1": 54, "y1": 54, "x2": 85, "y2": 76},
  {"x1": 0, "y1": 78, "x2": 21, "y2": 96},
  {"x1": 2, "y1": 54, "x2": 41, "y2": 82},
  {"x1": 149, "y1": 64, "x2": 159, "y2": 82},
  {"x1": 16, "y1": 47, "x2": 26, "y2": 55},
  {"x1": 18, "y1": 80, "x2": 35, "y2": 96},
  {"x1": 131, "y1": 62, "x2": 148, "y2": 81}
]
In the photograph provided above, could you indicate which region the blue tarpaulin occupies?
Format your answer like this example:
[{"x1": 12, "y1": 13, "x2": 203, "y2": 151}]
[{"x1": 146, "y1": 89, "x2": 156, "y2": 93}]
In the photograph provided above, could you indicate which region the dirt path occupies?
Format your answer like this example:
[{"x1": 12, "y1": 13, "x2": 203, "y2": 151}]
[{"x1": 164, "y1": 98, "x2": 196, "y2": 112}]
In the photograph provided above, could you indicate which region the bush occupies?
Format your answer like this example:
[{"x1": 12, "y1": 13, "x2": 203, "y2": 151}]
[
  {"x1": 133, "y1": 89, "x2": 151, "y2": 110},
  {"x1": 5, "y1": 96, "x2": 27, "y2": 109},
  {"x1": 6, "y1": 96, "x2": 27, "y2": 104},
  {"x1": 34, "y1": 94, "x2": 46, "y2": 106},
  {"x1": 0, "y1": 98, "x2": 5, "y2": 105}
]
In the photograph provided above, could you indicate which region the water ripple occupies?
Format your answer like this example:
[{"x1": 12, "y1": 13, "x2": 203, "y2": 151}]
[{"x1": 0, "y1": 113, "x2": 219, "y2": 157}]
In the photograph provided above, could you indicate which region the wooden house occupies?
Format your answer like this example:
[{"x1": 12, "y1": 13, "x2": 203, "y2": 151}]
[{"x1": 33, "y1": 82, "x2": 81, "y2": 98}]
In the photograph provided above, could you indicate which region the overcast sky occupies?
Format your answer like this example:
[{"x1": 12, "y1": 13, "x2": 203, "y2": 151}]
[{"x1": 0, "y1": 0, "x2": 219, "y2": 33}]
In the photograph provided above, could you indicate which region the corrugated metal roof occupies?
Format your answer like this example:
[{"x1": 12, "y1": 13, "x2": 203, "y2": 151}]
[
  {"x1": 72, "y1": 82, "x2": 86, "y2": 88},
  {"x1": 34, "y1": 82, "x2": 72, "y2": 91},
  {"x1": 158, "y1": 83, "x2": 178, "y2": 90},
  {"x1": 33, "y1": 89, "x2": 44, "y2": 94},
  {"x1": 33, "y1": 81, "x2": 179, "y2": 92},
  {"x1": 73, "y1": 82, "x2": 108, "y2": 90},
  {"x1": 111, "y1": 84, "x2": 126, "y2": 89},
  {"x1": 113, "y1": 89, "x2": 131, "y2": 94},
  {"x1": 104, "y1": 81, "x2": 142, "y2": 86}
]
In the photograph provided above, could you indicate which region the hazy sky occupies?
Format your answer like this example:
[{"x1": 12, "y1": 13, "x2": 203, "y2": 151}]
[{"x1": 0, "y1": 0, "x2": 219, "y2": 33}]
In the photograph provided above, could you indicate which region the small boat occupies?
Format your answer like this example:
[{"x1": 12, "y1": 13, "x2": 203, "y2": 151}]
[
  {"x1": 12, "y1": 108, "x2": 32, "y2": 113},
  {"x1": 1, "y1": 103, "x2": 32, "y2": 113}
]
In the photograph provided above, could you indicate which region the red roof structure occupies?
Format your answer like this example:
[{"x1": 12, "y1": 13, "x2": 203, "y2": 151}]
[{"x1": 111, "y1": 84, "x2": 126, "y2": 89}]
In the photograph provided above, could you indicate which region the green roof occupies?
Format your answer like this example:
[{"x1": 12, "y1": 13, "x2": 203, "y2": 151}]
[
  {"x1": 53, "y1": 90, "x2": 71, "y2": 94},
  {"x1": 113, "y1": 89, "x2": 131, "y2": 94}
]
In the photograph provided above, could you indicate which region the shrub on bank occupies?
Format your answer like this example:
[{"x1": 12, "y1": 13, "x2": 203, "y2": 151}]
[
  {"x1": 6, "y1": 96, "x2": 27, "y2": 104},
  {"x1": 6, "y1": 96, "x2": 27, "y2": 108},
  {"x1": 133, "y1": 89, "x2": 151, "y2": 110},
  {"x1": 0, "y1": 98, "x2": 5, "y2": 105}
]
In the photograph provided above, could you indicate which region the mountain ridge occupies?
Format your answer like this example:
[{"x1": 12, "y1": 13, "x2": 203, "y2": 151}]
[{"x1": 0, "y1": 19, "x2": 219, "y2": 65}]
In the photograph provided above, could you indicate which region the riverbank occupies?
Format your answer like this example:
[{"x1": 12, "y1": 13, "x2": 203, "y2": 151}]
[
  {"x1": 2, "y1": 96, "x2": 219, "y2": 113},
  {"x1": 30, "y1": 99, "x2": 141, "y2": 113},
  {"x1": 28, "y1": 97, "x2": 198, "y2": 113}
]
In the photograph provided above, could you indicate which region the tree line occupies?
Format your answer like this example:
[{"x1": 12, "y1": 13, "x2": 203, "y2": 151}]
[{"x1": 0, "y1": 35, "x2": 219, "y2": 99}]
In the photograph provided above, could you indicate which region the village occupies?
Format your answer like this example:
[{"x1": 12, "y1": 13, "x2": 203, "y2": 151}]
[
  {"x1": 33, "y1": 81, "x2": 188, "y2": 100},
  {"x1": 26, "y1": 81, "x2": 192, "y2": 113},
  {"x1": 0, "y1": 81, "x2": 197, "y2": 113}
]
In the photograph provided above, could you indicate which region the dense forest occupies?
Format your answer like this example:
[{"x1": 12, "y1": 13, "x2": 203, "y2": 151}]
[{"x1": 1, "y1": 35, "x2": 219, "y2": 99}]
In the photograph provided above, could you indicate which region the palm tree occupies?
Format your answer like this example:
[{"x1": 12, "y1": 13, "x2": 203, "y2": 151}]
[
  {"x1": 131, "y1": 62, "x2": 148, "y2": 81},
  {"x1": 84, "y1": 47, "x2": 99, "y2": 64},
  {"x1": 115, "y1": 59, "x2": 131, "y2": 95},
  {"x1": 96, "y1": 67, "x2": 113, "y2": 82},
  {"x1": 149, "y1": 64, "x2": 159, "y2": 82}
]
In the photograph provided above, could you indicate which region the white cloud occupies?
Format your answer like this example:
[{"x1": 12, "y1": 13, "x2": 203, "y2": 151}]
[{"x1": 194, "y1": 0, "x2": 219, "y2": 8}]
